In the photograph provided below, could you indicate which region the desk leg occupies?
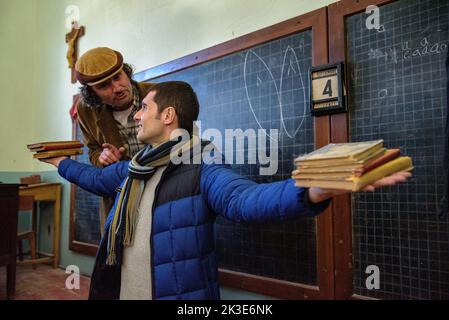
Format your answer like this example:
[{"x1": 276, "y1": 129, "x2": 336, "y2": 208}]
[
  {"x1": 53, "y1": 186, "x2": 61, "y2": 268},
  {"x1": 32, "y1": 201, "x2": 38, "y2": 262},
  {"x1": 7, "y1": 259, "x2": 16, "y2": 300}
]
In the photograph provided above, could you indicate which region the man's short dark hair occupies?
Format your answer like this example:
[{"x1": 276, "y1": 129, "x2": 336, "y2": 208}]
[
  {"x1": 79, "y1": 63, "x2": 136, "y2": 107},
  {"x1": 150, "y1": 81, "x2": 200, "y2": 134}
]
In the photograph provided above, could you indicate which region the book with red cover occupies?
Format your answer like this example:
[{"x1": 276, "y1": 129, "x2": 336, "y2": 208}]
[
  {"x1": 32, "y1": 148, "x2": 83, "y2": 159},
  {"x1": 353, "y1": 149, "x2": 400, "y2": 176},
  {"x1": 27, "y1": 140, "x2": 82, "y2": 150},
  {"x1": 27, "y1": 140, "x2": 81, "y2": 149},
  {"x1": 31, "y1": 143, "x2": 84, "y2": 152}
]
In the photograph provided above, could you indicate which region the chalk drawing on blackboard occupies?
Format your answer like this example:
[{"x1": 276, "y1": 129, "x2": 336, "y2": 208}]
[
  {"x1": 368, "y1": 36, "x2": 448, "y2": 63},
  {"x1": 244, "y1": 45, "x2": 307, "y2": 141},
  {"x1": 378, "y1": 89, "x2": 388, "y2": 99},
  {"x1": 244, "y1": 49, "x2": 280, "y2": 142},
  {"x1": 280, "y1": 46, "x2": 307, "y2": 139}
]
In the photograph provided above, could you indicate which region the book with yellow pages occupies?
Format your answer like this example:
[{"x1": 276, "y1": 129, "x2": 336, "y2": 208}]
[
  {"x1": 296, "y1": 147, "x2": 386, "y2": 169},
  {"x1": 295, "y1": 139, "x2": 384, "y2": 166},
  {"x1": 27, "y1": 140, "x2": 82, "y2": 150},
  {"x1": 293, "y1": 149, "x2": 401, "y2": 179},
  {"x1": 32, "y1": 148, "x2": 83, "y2": 159},
  {"x1": 28, "y1": 140, "x2": 84, "y2": 160},
  {"x1": 29, "y1": 142, "x2": 84, "y2": 152},
  {"x1": 293, "y1": 156, "x2": 413, "y2": 191}
]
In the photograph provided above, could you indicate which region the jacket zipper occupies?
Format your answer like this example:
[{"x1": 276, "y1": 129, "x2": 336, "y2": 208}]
[{"x1": 150, "y1": 163, "x2": 174, "y2": 299}]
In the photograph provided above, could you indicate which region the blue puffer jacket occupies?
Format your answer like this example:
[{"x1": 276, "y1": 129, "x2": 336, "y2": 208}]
[{"x1": 58, "y1": 157, "x2": 330, "y2": 300}]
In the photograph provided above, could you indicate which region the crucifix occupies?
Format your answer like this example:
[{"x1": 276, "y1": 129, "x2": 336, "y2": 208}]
[{"x1": 65, "y1": 21, "x2": 85, "y2": 83}]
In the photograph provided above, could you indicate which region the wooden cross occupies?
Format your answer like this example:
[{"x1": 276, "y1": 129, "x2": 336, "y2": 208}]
[{"x1": 65, "y1": 22, "x2": 85, "y2": 84}]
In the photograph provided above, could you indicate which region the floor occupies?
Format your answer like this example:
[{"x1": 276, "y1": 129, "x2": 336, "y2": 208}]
[{"x1": 0, "y1": 264, "x2": 90, "y2": 300}]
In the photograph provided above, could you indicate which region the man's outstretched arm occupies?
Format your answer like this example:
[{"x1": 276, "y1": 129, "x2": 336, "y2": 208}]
[
  {"x1": 40, "y1": 156, "x2": 129, "y2": 198},
  {"x1": 201, "y1": 163, "x2": 331, "y2": 222},
  {"x1": 201, "y1": 163, "x2": 411, "y2": 223}
]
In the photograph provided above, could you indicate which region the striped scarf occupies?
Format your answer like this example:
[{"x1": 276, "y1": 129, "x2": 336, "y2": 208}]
[{"x1": 106, "y1": 134, "x2": 198, "y2": 266}]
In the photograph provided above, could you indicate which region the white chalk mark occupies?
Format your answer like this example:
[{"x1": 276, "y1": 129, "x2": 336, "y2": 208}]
[
  {"x1": 287, "y1": 58, "x2": 297, "y2": 76},
  {"x1": 244, "y1": 45, "x2": 307, "y2": 141},
  {"x1": 378, "y1": 89, "x2": 388, "y2": 99},
  {"x1": 298, "y1": 38, "x2": 305, "y2": 53},
  {"x1": 280, "y1": 46, "x2": 307, "y2": 139},
  {"x1": 244, "y1": 50, "x2": 280, "y2": 142},
  {"x1": 353, "y1": 63, "x2": 360, "y2": 82}
]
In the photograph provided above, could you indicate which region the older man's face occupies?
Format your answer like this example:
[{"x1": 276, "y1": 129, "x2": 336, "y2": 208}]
[{"x1": 91, "y1": 70, "x2": 133, "y2": 110}]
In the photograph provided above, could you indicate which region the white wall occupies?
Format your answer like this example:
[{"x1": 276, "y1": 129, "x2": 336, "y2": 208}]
[{"x1": 0, "y1": 0, "x2": 37, "y2": 171}]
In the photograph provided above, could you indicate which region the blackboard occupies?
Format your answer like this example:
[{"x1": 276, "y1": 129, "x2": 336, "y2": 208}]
[
  {"x1": 346, "y1": 0, "x2": 449, "y2": 299},
  {"x1": 144, "y1": 30, "x2": 319, "y2": 285}
]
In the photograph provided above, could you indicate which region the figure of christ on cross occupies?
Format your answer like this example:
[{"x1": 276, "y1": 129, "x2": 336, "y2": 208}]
[{"x1": 65, "y1": 21, "x2": 85, "y2": 83}]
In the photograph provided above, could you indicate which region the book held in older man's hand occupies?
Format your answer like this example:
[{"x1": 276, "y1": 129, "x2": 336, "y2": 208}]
[
  {"x1": 27, "y1": 140, "x2": 84, "y2": 159},
  {"x1": 292, "y1": 140, "x2": 413, "y2": 191}
]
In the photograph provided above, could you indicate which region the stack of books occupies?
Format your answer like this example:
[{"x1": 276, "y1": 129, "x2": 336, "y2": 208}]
[
  {"x1": 27, "y1": 140, "x2": 84, "y2": 159},
  {"x1": 292, "y1": 140, "x2": 413, "y2": 191}
]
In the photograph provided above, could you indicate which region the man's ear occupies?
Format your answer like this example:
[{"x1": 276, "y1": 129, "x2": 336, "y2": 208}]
[{"x1": 162, "y1": 106, "x2": 177, "y2": 125}]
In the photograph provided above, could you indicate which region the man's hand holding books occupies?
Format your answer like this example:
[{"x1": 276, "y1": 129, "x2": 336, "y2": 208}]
[
  {"x1": 27, "y1": 140, "x2": 84, "y2": 159},
  {"x1": 293, "y1": 140, "x2": 413, "y2": 203},
  {"x1": 308, "y1": 171, "x2": 412, "y2": 203},
  {"x1": 39, "y1": 156, "x2": 68, "y2": 167}
]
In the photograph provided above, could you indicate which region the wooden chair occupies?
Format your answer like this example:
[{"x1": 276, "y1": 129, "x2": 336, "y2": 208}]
[{"x1": 17, "y1": 195, "x2": 37, "y2": 269}]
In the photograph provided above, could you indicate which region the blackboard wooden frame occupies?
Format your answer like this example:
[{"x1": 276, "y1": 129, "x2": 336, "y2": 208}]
[
  {"x1": 69, "y1": 94, "x2": 98, "y2": 257},
  {"x1": 135, "y1": 7, "x2": 334, "y2": 299},
  {"x1": 328, "y1": 0, "x2": 397, "y2": 300}
]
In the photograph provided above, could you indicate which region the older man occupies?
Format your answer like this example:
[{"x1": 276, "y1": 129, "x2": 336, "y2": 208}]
[{"x1": 74, "y1": 47, "x2": 154, "y2": 232}]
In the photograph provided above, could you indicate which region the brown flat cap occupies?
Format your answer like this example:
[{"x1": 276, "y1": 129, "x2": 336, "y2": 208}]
[{"x1": 75, "y1": 47, "x2": 124, "y2": 86}]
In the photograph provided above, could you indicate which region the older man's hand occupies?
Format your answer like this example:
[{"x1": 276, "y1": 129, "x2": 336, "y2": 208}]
[{"x1": 98, "y1": 143, "x2": 126, "y2": 166}]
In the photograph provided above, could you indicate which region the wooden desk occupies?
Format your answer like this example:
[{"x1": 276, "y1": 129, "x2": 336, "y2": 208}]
[
  {"x1": 19, "y1": 183, "x2": 62, "y2": 268},
  {"x1": 0, "y1": 184, "x2": 20, "y2": 299}
]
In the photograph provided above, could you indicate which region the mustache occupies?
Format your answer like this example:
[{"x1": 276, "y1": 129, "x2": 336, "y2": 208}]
[{"x1": 114, "y1": 89, "x2": 129, "y2": 96}]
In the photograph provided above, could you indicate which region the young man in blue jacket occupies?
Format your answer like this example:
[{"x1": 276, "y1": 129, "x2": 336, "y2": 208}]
[{"x1": 43, "y1": 81, "x2": 410, "y2": 300}]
